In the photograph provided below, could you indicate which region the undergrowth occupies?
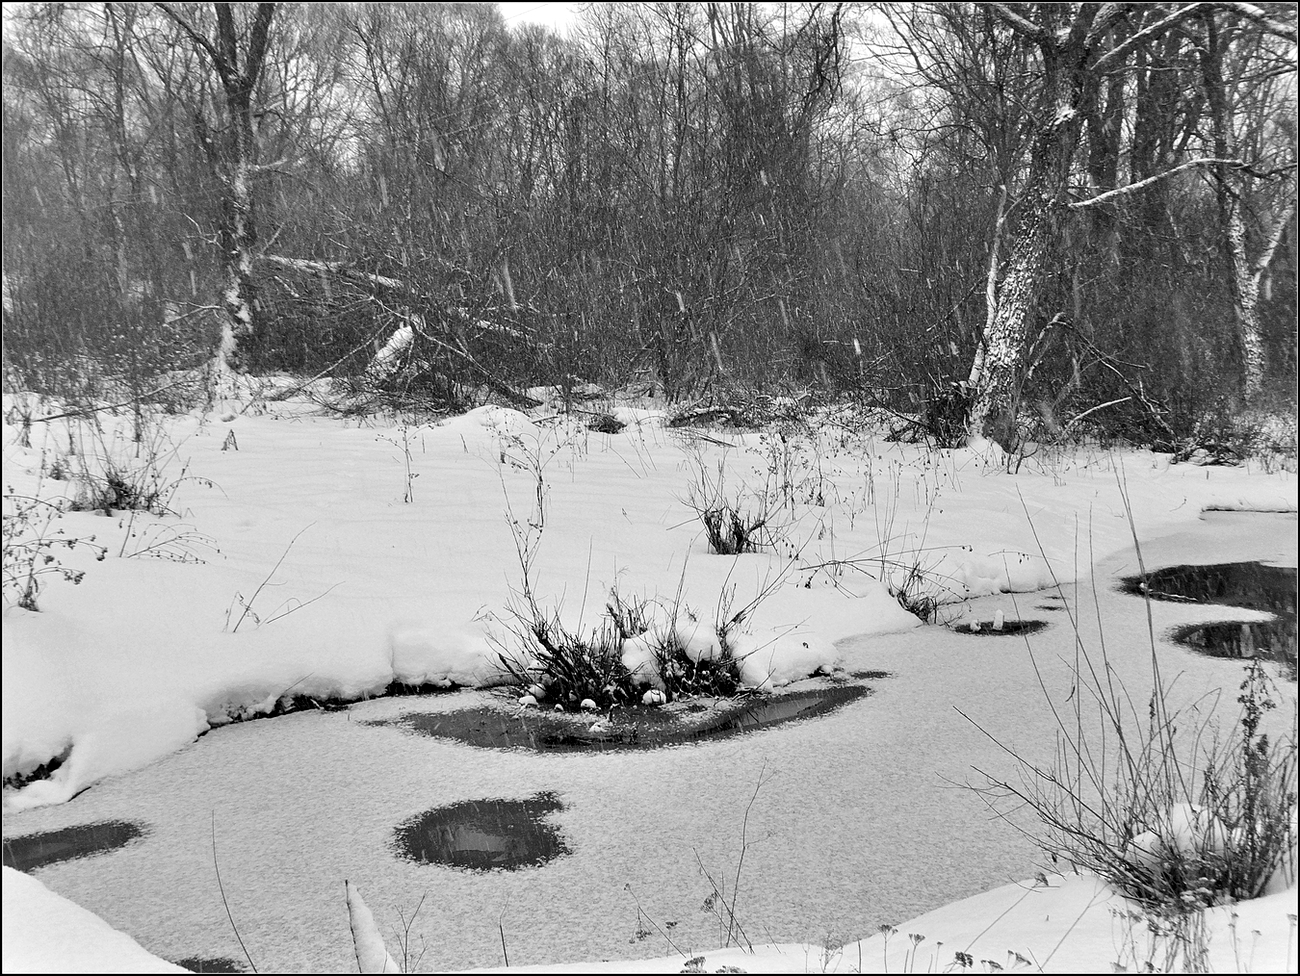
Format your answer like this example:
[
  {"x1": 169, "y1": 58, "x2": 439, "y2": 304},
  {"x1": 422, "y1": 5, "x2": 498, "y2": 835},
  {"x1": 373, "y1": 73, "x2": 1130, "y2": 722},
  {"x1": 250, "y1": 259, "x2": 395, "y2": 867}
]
[
  {"x1": 964, "y1": 483, "x2": 1298, "y2": 970},
  {"x1": 2, "y1": 489, "x2": 107, "y2": 610},
  {"x1": 681, "y1": 450, "x2": 784, "y2": 556},
  {"x1": 65, "y1": 420, "x2": 201, "y2": 515}
]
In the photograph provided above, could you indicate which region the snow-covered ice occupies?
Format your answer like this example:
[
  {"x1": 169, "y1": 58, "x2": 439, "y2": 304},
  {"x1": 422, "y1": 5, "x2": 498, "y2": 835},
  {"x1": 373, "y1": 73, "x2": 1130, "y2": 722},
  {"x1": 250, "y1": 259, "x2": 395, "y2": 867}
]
[{"x1": 2, "y1": 390, "x2": 1296, "y2": 973}]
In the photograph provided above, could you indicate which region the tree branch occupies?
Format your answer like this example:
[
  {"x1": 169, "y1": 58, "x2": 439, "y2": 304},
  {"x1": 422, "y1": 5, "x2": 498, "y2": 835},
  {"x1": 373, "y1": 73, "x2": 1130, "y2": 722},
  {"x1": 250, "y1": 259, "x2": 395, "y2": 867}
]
[
  {"x1": 1084, "y1": 3, "x2": 1138, "y2": 47},
  {"x1": 261, "y1": 255, "x2": 404, "y2": 290},
  {"x1": 1218, "y1": 1, "x2": 1298, "y2": 42},
  {"x1": 154, "y1": 3, "x2": 225, "y2": 76},
  {"x1": 1069, "y1": 157, "x2": 1241, "y2": 209},
  {"x1": 214, "y1": 3, "x2": 239, "y2": 79},
  {"x1": 244, "y1": 3, "x2": 278, "y2": 87},
  {"x1": 984, "y1": 3, "x2": 1050, "y2": 44},
  {"x1": 1092, "y1": 2, "x2": 1215, "y2": 73},
  {"x1": 247, "y1": 158, "x2": 291, "y2": 175}
]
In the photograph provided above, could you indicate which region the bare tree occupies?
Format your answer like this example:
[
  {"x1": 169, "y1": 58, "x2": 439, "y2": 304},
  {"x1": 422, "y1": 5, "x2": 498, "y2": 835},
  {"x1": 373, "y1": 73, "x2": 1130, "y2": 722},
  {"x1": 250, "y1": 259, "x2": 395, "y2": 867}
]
[
  {"x1": 155, "y1": 1, "x2": 277, "y2": 389},
  {"x1": 964, "y1": 1, "x2": 1295, "y2": 449},
  {"x1": 1197, "y1": 5, "x2": 1298, "y2": 400}
]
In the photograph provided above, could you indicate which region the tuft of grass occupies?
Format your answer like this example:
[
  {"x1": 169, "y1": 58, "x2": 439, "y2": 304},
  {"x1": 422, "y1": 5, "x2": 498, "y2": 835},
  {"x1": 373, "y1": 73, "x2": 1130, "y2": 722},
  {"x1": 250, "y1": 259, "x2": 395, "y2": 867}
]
[
  {"x1": 65, "y1": 419, "x2": 206, "y2": 516},
  {"x1": 699, "y1": 506, "x2": 767, "y2": 555},
  {"x1": 681, "y1": 451, "x2": 784, "y2": 556}
]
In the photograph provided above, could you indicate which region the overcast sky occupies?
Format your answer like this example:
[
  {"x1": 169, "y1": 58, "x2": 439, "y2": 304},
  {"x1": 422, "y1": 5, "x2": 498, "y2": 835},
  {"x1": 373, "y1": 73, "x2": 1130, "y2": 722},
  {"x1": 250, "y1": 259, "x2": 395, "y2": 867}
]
[{"x1": 496, "y1": 1, "x2": 582, "y2": 35}]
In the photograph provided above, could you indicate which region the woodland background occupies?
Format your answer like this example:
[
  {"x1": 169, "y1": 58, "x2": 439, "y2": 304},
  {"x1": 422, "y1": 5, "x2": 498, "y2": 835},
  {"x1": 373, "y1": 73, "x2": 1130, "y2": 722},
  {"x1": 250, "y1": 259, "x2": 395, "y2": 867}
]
[{"x1": 2, "y1": 2, "x2": 1296, "y2": 448}]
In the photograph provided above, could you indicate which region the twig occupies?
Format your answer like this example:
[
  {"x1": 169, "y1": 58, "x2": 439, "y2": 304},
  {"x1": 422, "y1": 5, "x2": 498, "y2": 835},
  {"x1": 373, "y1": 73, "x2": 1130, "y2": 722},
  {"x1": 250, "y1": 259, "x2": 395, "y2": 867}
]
[
  {"x1": 261, "y1": 581, "x2": 346, "y2": 626},
  {"x1": 229, "y1": 524, "x2": 316, "y2": 633},
  {"x1": 19, "y1": 381, "x2": 185, "y2": 424},
  {"x1": 212, "y1": 811, "x2": 257, "y2": 973},
  {"x1": 727, "y1": 762, "x2": 771, "y2": 950},
  {"x1": 623, "y1": 884, "x2": 687, "y2": 957}
]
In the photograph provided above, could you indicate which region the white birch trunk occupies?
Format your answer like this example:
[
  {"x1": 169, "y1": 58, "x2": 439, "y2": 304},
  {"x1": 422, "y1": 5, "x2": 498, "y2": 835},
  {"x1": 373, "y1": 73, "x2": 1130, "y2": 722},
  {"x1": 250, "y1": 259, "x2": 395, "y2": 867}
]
[
  {"x1": 1225, "y1": 200, "x2": 1266, "y2": 400},
  {"x1": 968, "y1": 99, "x2": 1084, "y2": 449}
]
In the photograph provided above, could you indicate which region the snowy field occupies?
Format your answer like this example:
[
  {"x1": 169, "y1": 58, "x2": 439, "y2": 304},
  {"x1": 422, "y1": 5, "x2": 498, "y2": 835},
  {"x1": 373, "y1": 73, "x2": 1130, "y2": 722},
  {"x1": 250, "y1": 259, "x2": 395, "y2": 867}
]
[{"x1": 2, "y1": 388, "x2": 1296, "y2": 973}]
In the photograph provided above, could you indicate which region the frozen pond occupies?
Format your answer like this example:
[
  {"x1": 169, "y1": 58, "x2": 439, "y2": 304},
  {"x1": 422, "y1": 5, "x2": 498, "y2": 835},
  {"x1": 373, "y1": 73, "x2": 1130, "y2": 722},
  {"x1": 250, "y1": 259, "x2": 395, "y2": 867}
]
[
  {"x1": 3, "y1": 512, "x2": 1294, "y2": 973},
  {"x1": 1121, "y1": 560, "x2": 1297, "y2": 676}
]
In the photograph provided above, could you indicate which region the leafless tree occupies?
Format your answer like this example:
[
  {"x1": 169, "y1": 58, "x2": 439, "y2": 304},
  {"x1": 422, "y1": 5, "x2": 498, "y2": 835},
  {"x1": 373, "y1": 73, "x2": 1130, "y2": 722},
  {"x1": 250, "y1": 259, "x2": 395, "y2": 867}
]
[{"x1": 155, "y1": 1, "x2": 277, "y2": 389}]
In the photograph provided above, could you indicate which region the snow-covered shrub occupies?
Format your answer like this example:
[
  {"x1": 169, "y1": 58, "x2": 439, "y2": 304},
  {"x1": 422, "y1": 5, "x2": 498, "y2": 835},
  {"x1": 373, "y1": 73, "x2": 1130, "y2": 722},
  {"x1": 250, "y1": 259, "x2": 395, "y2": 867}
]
[
  {"x1": 973, "y1": 612, "x2": 1297, "y2": 915},
  {"x1": 494, "y1": 594, "x2": 637, "y2": 710},
  {"x1": 495, "y1": 588, "x2": 752, "y2": 708},
  {"x1": 652, "y1": 605, "x2": 743, "y2": 699},
  {"x1": 2, "y1": 491, "x2": 106, "y2": 610}
]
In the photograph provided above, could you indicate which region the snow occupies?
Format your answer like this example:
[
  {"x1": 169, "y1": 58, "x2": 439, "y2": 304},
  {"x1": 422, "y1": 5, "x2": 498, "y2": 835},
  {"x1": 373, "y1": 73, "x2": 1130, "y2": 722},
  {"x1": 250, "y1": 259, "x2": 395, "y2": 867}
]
[
  {"x1": 2, "y1": 866, "x2": 188, "y2": 973},
  {"x1": 6, "y1": 864, "x2": 1297, "y2": 974},
  {"x1": 1, "y1": 388, "x2": 1296, "y2": 973}
]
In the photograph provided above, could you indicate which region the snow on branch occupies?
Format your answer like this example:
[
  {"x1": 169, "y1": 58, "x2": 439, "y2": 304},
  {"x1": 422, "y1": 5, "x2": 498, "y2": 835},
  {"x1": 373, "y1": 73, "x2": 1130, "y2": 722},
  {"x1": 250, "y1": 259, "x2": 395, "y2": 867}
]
[
  {"x1": 368, "y1": 318, "x2": 419, "y2": 377},
  {"x1": 985, "y1": 3, "x2": 1050, "y2": 43},
  {"x1": 261, "y1": 255, "x2": 404, "y2": 290},
  {"x1": 1219, "y1": 1, "x2": 1299, "y2": 42},
  {"x1": 1069, "y1": 158, "x2": 1242, "y2": 210},
  {"x1": 367, "y1": 305, "x2": 528, "y2": 379},
  {"x1": 247, "y1": 158, "x2": 292, "y2": 175},
  {"x1": 1092, "y1": 2, "x2": 1215, "y2": 74}
]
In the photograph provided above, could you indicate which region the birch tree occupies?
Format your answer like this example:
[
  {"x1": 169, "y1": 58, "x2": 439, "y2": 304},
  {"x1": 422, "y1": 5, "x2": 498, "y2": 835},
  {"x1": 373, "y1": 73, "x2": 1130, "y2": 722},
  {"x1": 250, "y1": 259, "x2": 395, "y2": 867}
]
[
  {"x1": 155, "y1": 1, "x2": 277, "y2": 387},
  {"x1": 966, "y1": 1, "x2": 1297, "y2": 449},
  {"x1": 1197, "y1": 5, "x2": 1298, "y2": 400}
]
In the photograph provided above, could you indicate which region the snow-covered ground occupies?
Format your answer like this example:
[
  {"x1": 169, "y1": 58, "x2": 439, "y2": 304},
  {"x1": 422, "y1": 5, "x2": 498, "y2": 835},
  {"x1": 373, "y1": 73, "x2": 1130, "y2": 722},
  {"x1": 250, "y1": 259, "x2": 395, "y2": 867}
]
[{"x1": 2, "y1": 388, "x2": 1296, "y2": 973}]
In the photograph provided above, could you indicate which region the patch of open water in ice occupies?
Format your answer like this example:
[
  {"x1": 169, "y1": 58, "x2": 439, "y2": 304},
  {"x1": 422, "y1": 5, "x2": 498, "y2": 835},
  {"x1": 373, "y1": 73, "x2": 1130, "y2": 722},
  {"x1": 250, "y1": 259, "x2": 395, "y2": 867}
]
[
  {"x1": 952, "y1": 619, "x2": 1049, "y2": 636},
  {"x1": 171, "y1": 957, "x2": 246, "y2": 973},
  {"x1": 1, "y1": 820, "x2": 146, "y2": 873},
  {"x1": 366, "y1": 683, "x2": 876, "y2": 752},
  {"x1": 1120, "y1": 561, "x2": 1297, "y2": 677},
  {"x1": 392, "y1": 792, "x2": 570, "y2": 871}
]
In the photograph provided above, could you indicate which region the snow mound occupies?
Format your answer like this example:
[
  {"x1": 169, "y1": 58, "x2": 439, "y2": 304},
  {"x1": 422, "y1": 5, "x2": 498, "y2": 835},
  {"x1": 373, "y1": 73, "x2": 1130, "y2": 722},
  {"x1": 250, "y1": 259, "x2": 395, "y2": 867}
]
[
  {"x1": 1, "y1": 867, "x2": 189, "y2": 973},
  {"x1": 5, "y1": 704, "x2": 209, "y2": 811}
]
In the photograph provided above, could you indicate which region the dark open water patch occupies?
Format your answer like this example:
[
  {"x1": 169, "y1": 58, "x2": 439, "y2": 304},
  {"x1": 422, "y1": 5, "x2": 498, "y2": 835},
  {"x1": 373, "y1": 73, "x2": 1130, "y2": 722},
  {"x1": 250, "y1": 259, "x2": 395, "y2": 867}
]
[
  {"x1": 394, "y1": 792, "x2": 570, "y2": 871},
  {"x1": 174, "y1": 957, "x2": 246, "y2": 974},
  {"x1": 367, "y1": 682, "x2": 877, "y2": 752},
  {"x1": 1120, "y1": 562, "x2": 1297, "y2": 677},
  {"x1": 2, "y1": 820, "x2": 146, "y2": 873},
  {"x1": 953, "y1": 620, "x2": 1048, "y2": 636}
]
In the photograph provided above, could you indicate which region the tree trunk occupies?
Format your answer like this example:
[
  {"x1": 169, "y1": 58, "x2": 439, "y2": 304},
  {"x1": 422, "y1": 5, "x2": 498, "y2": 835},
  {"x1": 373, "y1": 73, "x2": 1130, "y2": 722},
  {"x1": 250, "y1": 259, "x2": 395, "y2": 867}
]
[
  {"x1": 1200, "y1": 11, "x2": 1266, "y2": 401},
  {"x1": 1227, "y1": 203, "x2": 1267, "y2": 399},
  {"x1": 156, "y1": 2, "x2": 276, "y2": 389},
  {"x1": 969, "y1": 65, "x2": 1085, "y2": 449},
  {"x1": 216, "y1": 85, "x2": 260, "y2": 378}
]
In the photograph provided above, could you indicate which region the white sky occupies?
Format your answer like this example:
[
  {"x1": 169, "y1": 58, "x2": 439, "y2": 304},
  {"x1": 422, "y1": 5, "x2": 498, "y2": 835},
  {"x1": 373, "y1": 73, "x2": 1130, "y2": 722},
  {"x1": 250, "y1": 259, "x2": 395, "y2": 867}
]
[{"x1": 496, "y1": 1, "x2": 583, "y2": 35}]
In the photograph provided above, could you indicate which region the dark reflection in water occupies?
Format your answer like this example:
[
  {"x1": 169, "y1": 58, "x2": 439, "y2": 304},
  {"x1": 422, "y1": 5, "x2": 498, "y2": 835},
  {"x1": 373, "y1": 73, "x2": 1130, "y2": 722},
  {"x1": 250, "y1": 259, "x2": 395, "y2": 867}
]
[
  {"x1": 2, "y1": 820, "x2": 146, "y2": 873},
  {"x1": 394, "y1": 793, "x2": 570, "y2": 871},
  {"x1": 1120, "y1": 562, "x2": 1297, "y2": 678},
  {"x1": 174, "y1": 957, "x2": 246, "y2": 974},
  {"x1": 367, "y1": 683, "x2": 876, "y2": 752},
  {"x1": 953, "y1": 619, "x2": 1049, "y2": 636}
]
